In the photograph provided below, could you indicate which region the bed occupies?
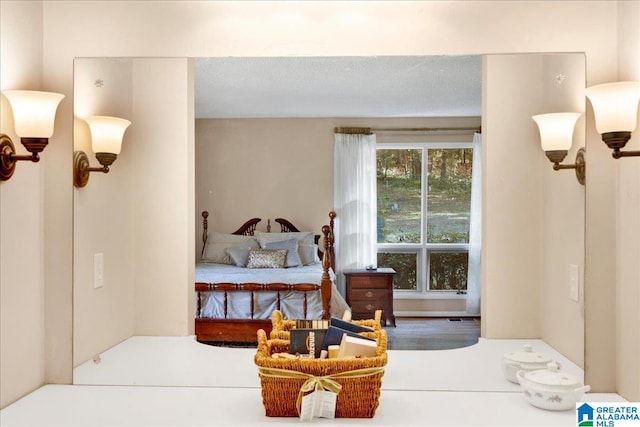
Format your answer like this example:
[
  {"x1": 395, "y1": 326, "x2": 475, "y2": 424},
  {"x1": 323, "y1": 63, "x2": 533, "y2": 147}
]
[{"x1": 194, "y1": 210, "x2": 347, "y2": 344}]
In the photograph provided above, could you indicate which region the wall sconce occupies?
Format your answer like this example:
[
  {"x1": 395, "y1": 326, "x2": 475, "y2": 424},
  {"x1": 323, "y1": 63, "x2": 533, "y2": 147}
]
[
  {"x1": 532, "y1": 112, "x2": 585, "y2": 185},
  {"x1": 1, "y1": 90, "x2": 65, "y2": 182},
  {"x1": 73, "y1": 116, "x2": 131, "y2": 188},
  {"x1": 585, "y1": 81, "x2": 640, "y2": 159}
]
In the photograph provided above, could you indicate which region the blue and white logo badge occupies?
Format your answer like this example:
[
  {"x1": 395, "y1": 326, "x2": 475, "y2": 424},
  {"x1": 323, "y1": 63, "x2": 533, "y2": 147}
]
[{"x1": 577, "y1": 402, "x2": 640, "y2": 427}]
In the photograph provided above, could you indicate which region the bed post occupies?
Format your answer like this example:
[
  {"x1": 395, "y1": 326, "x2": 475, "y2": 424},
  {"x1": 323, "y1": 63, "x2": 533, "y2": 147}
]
[
  {"x1": 320, "y1": 224, "x2": 332, "y2": 319},
  {"x1": 328, "y1": 210, "x2": 336, "y2": 272},
  {"x1": 201, "y1": 211, "x2": 209, "y2": 259}
]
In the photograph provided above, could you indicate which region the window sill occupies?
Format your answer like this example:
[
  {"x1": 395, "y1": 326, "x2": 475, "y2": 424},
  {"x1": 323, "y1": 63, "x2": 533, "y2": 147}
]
[{"x1": 393, "y1": 291, "x2": 467, "y2": 300}]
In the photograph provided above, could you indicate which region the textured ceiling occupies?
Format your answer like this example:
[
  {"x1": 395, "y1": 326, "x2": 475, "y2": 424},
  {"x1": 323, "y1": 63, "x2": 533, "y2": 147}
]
[{"x1": 194, "y1": 55, "x2": 481, "y2": 119}]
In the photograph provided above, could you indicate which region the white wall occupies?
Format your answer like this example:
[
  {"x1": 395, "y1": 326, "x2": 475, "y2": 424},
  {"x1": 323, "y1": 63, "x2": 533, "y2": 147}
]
[{"x1": 2, "y1": 0, "x2": 635, "y2": 408}]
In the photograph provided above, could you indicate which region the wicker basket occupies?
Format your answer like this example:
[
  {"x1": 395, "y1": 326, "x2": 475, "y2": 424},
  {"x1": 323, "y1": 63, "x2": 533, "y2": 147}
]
[
  {"x1": 269, "y1": 309, "x2": 383, "y2": 340},
  {"x1": 255, "y1": 326, "x2": 387, "y2": 418}
]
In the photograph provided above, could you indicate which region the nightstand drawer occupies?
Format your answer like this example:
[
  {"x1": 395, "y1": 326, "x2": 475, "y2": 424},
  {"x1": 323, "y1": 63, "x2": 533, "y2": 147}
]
[
  {"x1": 347, "y1": 275, "x2": 391, "y2": 289},
  {"x1": 350, "y1": 289, "x2": 389, "y2": 302},
  {"x1": 351, "y1": 298, "x2": 386, "y2": 312}
]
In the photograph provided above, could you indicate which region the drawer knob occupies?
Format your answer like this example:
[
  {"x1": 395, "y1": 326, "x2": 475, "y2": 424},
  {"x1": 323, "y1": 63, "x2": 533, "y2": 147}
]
[
  {"x1": 365, "y1": 291, "x2": 373, "y2": 298},
  {"x1": 366, "y1": 304, "x2": 374, "y2": 311}
]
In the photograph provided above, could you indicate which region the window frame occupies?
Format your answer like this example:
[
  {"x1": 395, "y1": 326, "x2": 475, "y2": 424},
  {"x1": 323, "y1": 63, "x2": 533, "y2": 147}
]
[{"x1": 376, "y1": 141, "x2": 474, "y2": 297}]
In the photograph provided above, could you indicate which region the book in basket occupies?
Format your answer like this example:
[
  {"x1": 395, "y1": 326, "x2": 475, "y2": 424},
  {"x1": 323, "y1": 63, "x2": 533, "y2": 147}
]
[
  {"x1": 290, "y1": 329, "x2": 327, "y2": 358},
  {"x1": 337, "y1": 333, "x2": 378, "y2": 358}
]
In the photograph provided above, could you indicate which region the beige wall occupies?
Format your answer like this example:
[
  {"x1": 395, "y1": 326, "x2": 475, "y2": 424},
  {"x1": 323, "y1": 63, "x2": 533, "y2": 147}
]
[
  {"x1": 73, "y1": 59, "x2": 136, "y2": 366},
  {"x1": 2, "y1": 0, "x2": 638, "y2": 408},
  {"x1": 615, "y1": 0, "x2": 640, "y2": 402},
  {"x1": 538, "y1": 54, "x2": 586, "y2": 367},
  {"x1": 481, "y1": 52, "x2": 585, "y2": 366},
  {"x1": 73, "y1": 58, "x2": 195, "y2": 365},
  {"x1": 132, "y1": 58, "x2": 195, "y2": 337},
  {"x1": 0, "y1": 0, "x2": 46, "y2": 408},
  {"x1": 482, "y1": 55, "x2": 544, "y2": 339}
]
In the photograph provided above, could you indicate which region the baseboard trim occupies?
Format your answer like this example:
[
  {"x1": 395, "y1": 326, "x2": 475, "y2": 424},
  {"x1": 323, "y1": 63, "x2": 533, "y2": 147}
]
[{"x1": 395, "y1": 310, "x2": 477, "y2": 318}]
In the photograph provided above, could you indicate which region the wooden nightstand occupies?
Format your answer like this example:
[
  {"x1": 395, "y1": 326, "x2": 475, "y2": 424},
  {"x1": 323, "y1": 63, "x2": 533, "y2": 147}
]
[{"x1": 344, "y1": 268, "x2": 396, "y2": 327}]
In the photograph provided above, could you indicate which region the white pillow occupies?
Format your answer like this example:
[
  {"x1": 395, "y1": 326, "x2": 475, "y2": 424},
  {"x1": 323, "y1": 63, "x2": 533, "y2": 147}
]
[
  {"x1": 299, "y1": 243, "x2": 321, "y2": 265},
  {"x1": 203, "y1": 232, "x2": 257, "y2": 264},
  {"x1": 255, "y1": 231, "x2": 314, "y2": 247},
  {"x1": 264, "y1": 238, "x2": 301, "y2": 268}
]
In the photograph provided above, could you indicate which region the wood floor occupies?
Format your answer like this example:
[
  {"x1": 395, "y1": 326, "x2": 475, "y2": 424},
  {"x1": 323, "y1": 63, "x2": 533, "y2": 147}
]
[
  {"x1": 201, "y1": 317, "x2": 482, "y2": 351},
  {"x1": 385, "y1": 317, "x2": 481, "y2": 350}
]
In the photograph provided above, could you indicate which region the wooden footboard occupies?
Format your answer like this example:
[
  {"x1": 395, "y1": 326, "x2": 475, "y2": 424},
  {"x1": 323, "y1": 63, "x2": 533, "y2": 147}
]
[{"x1": 195, "y1": 318, "x2": 272, "y2": 343}]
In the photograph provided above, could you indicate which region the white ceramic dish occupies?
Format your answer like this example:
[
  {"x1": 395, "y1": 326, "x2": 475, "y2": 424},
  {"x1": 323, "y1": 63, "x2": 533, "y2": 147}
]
[
  {"x1": 517, "y1": 362, "x2": 590, "y2": 411},
  {"x1": 501, "y1": 343, "x2": 552, "y2": 383}
]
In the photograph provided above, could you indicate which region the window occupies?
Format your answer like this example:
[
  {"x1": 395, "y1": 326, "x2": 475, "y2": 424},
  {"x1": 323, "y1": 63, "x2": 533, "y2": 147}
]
[{"x1": 376, "y1": 143, "x2": 475, "y2": 294}]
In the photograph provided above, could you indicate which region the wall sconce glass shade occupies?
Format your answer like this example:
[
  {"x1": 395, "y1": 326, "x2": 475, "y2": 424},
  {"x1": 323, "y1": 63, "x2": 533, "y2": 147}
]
[
  {"x1": 85, "y1": 116, "x2": 130, "y2": 156},
  {"x1": 532, "y1": 112, "x2": 581, "y2": 152},
  {"x1": 585, "y1": 81, "x2": 640, "y2": 158},
  {"x1": 532, "y1": 112, "x2": 585, "y2": 185},
  {"x1": 73, "y1": 115, "x2": 131, "y2": 188},
  {"x1": 3, "y1": 90, "x2": 65, "y2": 138},
  {"x1": 1, "y1": 90, "x2": 65, "y2": 182}
]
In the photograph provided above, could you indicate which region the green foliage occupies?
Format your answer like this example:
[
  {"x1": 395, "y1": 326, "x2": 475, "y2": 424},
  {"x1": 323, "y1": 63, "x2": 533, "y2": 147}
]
[
  {"x1": 376, "y1": 147, "x2": 473, "y2": 245},
  {"x1": 426, "y1": 225, "x2": 468, "y2": 244},
  {"x1": 427, "y1": 175, "x2": 471, "y2": 194},
  {"x1": 429, "y1": 253, "x2": 468, "y2": 291},
  {"x1": 377, "y1": 253, "x2": 417, "y2": 290}
]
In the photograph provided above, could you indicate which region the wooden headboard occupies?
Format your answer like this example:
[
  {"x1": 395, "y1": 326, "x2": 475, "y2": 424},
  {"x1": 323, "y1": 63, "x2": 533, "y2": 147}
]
[{"x1": 200, "y1": 210, "x2": 336, "y2": 271}]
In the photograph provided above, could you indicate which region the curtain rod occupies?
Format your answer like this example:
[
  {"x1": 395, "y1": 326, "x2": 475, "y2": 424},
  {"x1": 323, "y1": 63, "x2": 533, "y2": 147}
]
[{"x1": 334, "y1": 126, "x2": 481, "y2": 134}]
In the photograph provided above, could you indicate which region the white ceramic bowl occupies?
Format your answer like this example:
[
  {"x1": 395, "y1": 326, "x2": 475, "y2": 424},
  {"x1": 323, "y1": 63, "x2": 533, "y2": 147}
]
[
  {"x1": 502, "y1": 344, "x2": 552, "y2": 383},
  {"x1": 517, "y1": 362, "x2": 590, "y2": 411}
]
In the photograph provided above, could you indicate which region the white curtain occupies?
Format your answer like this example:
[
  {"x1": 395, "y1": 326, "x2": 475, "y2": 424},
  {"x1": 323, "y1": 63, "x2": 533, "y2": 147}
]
[
  {"x1": 466, "y1": 132, "x2": 482, "y2": 315},
  {"x1": 333, "y1": 132, "x2": 378, "y2": 295}
]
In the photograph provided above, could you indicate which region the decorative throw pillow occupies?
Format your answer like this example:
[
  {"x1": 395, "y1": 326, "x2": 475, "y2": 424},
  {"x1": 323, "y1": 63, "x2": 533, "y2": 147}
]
[
  {"x1": 246, "y1": 248, "x2": 287, "y2": 269},
  {"x1": 225, "y1": 239, "x2": 260, "y2": 267},
  {"x1": 264, "y1": 238, "x2": 301, "y2": 268}
]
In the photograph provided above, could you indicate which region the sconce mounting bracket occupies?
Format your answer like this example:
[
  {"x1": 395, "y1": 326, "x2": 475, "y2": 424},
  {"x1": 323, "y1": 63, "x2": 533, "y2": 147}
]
[
  {"x1": 73, "y1": 150, "x2": 91, "y2": 188},
  {"x1": 574, "y1": 147, "x2": 586, "y2": 185},
  {"x1": 0, "y1": 134, "x2": 17, "y2": 181},
  {"x1": 545, "y1": 147, "x2": 585, "y2": 185},
  {"x1": 74, "y1": 150, "x2": 116, "y2": 188}
]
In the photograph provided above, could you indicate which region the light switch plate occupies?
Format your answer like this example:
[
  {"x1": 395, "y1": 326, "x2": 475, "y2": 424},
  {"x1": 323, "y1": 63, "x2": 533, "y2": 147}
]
[
  {"x1": 569, "y1": 264, "x2": 579, "y2": 302},
  {"x1": 94, "y1": 253, "x2": 104, "y2": 289}
]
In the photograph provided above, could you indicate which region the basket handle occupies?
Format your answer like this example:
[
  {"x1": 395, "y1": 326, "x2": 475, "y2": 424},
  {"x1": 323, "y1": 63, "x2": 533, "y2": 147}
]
[
  {"x1": 257, "y1": 329, "x2": 269, "y2": 353},
  {"x1": 271, "y1": 310, "x2": 283, "y2": 329}
]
